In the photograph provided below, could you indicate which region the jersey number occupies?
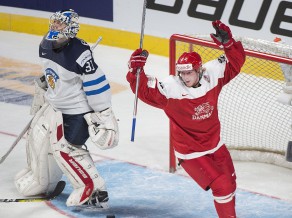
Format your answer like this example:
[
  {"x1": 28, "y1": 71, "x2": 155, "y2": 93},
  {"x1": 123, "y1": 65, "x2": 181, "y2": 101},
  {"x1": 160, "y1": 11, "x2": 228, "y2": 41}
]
[{"x1": 85, "y1": 60, "x2": 96, "y2": 73}]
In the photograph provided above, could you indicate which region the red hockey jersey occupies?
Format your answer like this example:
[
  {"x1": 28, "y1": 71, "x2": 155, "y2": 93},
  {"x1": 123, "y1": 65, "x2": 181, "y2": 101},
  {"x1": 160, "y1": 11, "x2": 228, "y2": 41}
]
[{"x1": 127, "y1": 41, "x2": 245, "y2": 160}]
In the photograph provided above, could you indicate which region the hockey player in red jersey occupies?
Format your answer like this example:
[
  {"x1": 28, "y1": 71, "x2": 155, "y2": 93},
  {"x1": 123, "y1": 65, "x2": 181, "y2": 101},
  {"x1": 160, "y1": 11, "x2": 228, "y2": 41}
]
[{"x1": 126, "y1": 20, "x2": 245, "y2": 218}]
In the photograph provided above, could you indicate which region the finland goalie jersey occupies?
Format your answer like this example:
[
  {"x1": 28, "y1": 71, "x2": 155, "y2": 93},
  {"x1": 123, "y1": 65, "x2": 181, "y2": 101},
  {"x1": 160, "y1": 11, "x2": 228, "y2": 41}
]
[{"x1": 39, "y1": 37, "x2": 111, "y2": 114}]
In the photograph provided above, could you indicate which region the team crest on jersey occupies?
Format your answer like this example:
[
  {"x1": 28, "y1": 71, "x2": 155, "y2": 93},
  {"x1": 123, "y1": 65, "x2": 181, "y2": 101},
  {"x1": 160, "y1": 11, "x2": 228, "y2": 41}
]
[
  {"x1": 192, "y1": 102, "x2": 214, "y2": 120},
  {"x1": 45, "y1": 68, "x2": 59, "y2": 89}
]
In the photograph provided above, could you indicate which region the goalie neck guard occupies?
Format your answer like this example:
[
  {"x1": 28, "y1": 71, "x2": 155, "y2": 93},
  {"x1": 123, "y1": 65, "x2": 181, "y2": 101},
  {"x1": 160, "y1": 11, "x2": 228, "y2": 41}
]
[{"x1": 40, "y1": 9, "x2": 80, "y2": 50}]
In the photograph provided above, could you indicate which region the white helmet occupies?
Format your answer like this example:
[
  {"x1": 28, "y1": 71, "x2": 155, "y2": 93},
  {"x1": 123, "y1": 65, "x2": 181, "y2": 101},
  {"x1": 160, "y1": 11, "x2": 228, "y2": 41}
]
[
  {"x1": 40, "y1": 9, "x2": 79, "y2": 50},
  {"x1": 47, "y1": 9, "x2": 79, "y2": 40}
]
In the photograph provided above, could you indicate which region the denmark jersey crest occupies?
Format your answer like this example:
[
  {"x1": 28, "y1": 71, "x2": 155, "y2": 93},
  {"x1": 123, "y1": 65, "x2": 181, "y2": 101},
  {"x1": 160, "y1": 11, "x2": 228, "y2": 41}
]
[{"x1": 192, "y1": 102, "x2": 214, "y2": 120}]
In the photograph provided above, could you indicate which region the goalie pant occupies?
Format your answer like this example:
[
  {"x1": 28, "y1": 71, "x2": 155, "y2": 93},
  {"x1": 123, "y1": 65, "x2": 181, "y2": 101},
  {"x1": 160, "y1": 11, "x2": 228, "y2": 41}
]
[{"x1": 14, "y1": 103, "x2": 106, "y2": 206}]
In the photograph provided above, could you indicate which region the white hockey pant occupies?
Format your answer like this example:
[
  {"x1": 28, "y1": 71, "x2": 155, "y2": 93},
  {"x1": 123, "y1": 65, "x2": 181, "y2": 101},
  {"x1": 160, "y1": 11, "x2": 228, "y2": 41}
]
[
  {"x1": 14, "y1": 103, "x2": 63, "y2": 196},
  {"x1": 50, "y1": 109, "x2": 107, "y2": 206}
]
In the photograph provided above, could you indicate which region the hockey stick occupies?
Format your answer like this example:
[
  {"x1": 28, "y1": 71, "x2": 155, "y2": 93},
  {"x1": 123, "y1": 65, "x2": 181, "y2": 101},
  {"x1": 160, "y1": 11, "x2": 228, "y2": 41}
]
[
  {"x1": 0, "y1": 180, "x2": 65, "y2": 202},
  {"x1": 91, "y1": 36, "x2": 103, "y2": 51},
  {"x1": 131, "y1": 0, "x2": 148, "y2": 142},
  {"x1": 0, "y1": 117, "x2": 33, "y2": 164}
]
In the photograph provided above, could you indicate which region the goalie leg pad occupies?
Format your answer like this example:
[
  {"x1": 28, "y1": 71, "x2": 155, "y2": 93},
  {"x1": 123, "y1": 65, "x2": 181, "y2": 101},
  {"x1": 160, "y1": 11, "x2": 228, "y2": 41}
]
[
  {"x1": 15, "y1": 103, "x2": 63, "y2": 196},
  {"x1": 50, "y1": 111, "x2": 107, "y2": 206}
]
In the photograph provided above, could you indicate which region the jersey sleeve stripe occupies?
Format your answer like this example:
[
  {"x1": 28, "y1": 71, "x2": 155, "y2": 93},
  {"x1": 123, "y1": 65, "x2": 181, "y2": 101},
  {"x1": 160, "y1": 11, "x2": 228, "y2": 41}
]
[
  {"x1": 85, "y1": 84, "x2": 111, "y2": 96},
  {"x1": 83, "y1": 75, "x2": 106, "y2": 87}
]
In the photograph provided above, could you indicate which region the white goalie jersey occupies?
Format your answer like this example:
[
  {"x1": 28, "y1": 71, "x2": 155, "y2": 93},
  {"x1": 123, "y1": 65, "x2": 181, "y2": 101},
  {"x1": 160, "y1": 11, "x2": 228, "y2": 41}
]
[{"x1": 39, "y1": 37, "x2": 112, "y2": 114}]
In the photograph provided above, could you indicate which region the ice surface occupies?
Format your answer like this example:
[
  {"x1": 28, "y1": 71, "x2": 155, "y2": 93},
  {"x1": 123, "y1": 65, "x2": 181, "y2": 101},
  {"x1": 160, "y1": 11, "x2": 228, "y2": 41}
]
[{"x1": 0, "y1": 31, "x2": 291, "y2": 217}]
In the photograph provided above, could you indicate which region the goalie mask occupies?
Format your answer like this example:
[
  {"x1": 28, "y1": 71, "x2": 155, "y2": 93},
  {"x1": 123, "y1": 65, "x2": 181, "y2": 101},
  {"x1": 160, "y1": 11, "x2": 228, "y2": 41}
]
[
  {"x1": 40, "y1": 9, "x2": 80, "y2": 50},
  {"x1": 176, "y1": 52, "x2": 203, "y2": 87}
]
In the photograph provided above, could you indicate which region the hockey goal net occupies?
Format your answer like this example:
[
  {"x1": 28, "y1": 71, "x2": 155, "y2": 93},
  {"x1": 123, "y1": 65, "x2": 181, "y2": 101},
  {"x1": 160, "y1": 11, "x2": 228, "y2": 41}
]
[{"x1": 169, "y1": 34, "x2": 292, "y2": 172}]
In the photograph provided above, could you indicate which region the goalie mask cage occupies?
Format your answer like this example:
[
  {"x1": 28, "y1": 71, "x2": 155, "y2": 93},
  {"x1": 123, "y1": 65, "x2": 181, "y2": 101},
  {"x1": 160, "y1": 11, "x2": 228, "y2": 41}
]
[{"x1": 169, "y1": 34, "x2": 292, "y2": 173}]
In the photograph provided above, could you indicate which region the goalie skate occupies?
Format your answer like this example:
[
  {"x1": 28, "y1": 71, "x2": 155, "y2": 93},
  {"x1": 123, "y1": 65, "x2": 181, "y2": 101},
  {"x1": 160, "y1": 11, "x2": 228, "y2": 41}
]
[{"x1": 83, "y1": 190, "x2": 109, "y2": 209}]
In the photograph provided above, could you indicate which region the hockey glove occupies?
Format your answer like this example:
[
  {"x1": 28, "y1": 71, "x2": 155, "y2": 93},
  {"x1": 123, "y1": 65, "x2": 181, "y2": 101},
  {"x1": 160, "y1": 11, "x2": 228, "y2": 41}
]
[
  {"x1": 210, "y1": 20, "x2": 234, "y2": 48},
  {"x1": 84, "y1": 107, "x2": 119, "y2": 150},
  {"x1": 128, "y1": 48, "x2": 149, "y2": 74}
]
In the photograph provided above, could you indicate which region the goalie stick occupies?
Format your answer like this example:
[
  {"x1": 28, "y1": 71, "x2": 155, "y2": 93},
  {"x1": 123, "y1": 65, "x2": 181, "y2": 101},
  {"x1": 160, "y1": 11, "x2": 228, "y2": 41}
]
[
  {"x1": 0, "y1": 117, "x2": 33, "y2": 164},
  {"x1": 0, "y1": 180, "x2": 66, "y2": 203},
  {"x1": 91, "y1": 36, "x2": 103, "y2": 51}
]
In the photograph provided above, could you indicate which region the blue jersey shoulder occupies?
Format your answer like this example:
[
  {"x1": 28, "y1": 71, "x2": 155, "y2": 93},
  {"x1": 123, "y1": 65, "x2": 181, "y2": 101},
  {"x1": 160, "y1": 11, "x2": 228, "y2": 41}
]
[{"x1": 39, "y1": 38, "x2": 95, "y2": 75}]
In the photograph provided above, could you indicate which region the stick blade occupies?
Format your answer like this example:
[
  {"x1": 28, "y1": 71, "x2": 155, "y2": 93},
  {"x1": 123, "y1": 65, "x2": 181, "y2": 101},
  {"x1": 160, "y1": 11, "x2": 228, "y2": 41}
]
[{"x1": 48, "y1": 180, "x2": 66, "y2": 200}]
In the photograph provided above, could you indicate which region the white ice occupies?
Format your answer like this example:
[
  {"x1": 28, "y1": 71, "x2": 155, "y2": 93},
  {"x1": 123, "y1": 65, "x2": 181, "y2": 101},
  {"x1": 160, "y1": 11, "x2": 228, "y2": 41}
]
[{"x1": 0, "y1": 31, "x2": 292, "y2": 217}]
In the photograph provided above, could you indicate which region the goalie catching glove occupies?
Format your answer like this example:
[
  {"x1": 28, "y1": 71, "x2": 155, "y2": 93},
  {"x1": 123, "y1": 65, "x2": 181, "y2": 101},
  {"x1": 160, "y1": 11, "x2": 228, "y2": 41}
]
[
  {"x1": 84, "y1": 107, "x2": 119, "y2": 150},
  {"x1": 210, "y1": 20, "x2": 234, "y2": 48}
]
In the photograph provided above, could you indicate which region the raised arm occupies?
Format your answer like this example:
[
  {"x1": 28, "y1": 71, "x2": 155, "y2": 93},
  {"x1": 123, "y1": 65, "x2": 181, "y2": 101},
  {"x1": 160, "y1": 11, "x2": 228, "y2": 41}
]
[
  {"x1": 126, "y1": 49, "x2": 167, "y2": 109},
  {"x1": 210, "y1": 20, "x2": 246, "y2": 81}
]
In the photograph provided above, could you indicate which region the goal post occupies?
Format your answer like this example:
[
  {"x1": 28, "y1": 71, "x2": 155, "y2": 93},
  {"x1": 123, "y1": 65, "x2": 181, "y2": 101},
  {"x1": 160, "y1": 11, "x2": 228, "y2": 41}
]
[{"x1": 169, "y1": 34, "x2": 292, "y2": 173}]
